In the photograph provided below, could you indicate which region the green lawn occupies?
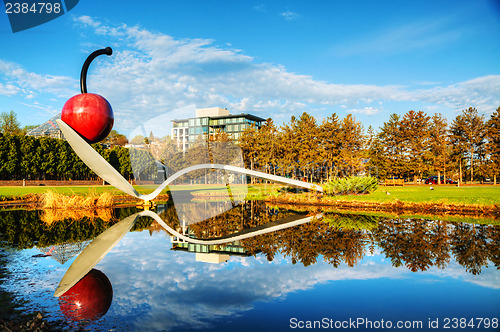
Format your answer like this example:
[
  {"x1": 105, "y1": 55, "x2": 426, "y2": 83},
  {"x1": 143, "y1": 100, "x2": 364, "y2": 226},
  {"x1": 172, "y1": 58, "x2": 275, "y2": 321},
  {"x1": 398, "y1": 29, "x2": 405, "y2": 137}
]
[
  {"x1": 0, "y1": 185, "x2": 122, "y2": 198},
  {"x1": 0, "y1": 183, "x2": 259, "y2": 199},
  {"x1": 330, "y1": 184, "x2": 500, "y2": 206}
]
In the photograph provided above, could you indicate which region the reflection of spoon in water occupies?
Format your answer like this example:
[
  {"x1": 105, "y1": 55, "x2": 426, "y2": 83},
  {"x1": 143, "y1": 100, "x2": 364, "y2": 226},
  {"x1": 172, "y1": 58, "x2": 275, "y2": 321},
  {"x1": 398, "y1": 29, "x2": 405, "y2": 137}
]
[
  {"x1": 55, "y1": 210, "x2": 322, "y2": 298},
  {"x1": 54, "y1": 213, "x2": 141, "y2": 297},
  {"x1": 142, "y1": 210, "x2": 323, "y2": 245}
]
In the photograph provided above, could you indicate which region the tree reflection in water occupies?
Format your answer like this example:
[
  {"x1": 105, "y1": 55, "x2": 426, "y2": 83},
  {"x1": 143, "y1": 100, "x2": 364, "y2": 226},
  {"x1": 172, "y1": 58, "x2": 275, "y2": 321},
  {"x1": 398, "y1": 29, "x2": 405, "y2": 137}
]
[
  {"x1": 0, "y1": 202, "x2": 498, "y2": 276},
  {"x1": 157, "y1": 200, "x2": 500, "y2": 275}
]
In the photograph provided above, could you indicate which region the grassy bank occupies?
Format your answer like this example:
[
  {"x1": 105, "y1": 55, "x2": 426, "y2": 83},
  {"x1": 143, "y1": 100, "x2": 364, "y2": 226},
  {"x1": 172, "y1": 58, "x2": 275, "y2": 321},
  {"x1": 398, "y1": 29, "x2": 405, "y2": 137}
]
[
  {"x1": 1, "y1": 183, "x2": 499, "y2": 207},
  {"x1": 0, "y1": 185, "x2": 123, "y2": 199},
  {"x1": 245, "y1": 183, "x2": 500, "y2": 206},
  {"x1": 0, "y1": 183, "x2": 244, "y2": 199},
  {"x1": 330, "y1": 184, "x2": 500, "y2": 206}
]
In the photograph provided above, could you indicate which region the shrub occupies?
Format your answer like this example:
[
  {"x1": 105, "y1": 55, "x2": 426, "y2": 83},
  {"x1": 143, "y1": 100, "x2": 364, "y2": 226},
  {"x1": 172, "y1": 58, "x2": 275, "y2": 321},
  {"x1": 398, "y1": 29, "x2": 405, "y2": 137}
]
[{"x1": 323, "y1": 176, "x2": 378, "y2": 195}]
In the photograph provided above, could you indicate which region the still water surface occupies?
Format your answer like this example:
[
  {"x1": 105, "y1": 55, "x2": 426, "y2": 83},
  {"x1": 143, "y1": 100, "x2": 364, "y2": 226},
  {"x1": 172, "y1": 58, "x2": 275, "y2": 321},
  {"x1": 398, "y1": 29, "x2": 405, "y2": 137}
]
[{"x1": 0, "y1": 201, "x2": 498, "y2": 331}]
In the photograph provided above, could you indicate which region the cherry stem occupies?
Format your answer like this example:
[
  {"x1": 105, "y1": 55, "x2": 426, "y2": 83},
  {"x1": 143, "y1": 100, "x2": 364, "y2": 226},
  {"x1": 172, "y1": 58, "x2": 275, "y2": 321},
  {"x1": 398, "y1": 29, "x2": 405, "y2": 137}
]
[{"x1": 80, "y1": 47, "x2": 113, "y2": 94}]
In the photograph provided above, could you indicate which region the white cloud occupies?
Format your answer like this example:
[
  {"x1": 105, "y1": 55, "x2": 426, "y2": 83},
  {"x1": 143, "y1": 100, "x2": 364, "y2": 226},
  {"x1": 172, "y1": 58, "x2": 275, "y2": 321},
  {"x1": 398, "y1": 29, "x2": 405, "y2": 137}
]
[
  {"x1": 0, "y1": 59, "x2": 76, "y2": 98},
  {"x1": 414, "y1": 75, "x2": 500, "y2": 114},
  {"x1": 0, "y1": 83, "x2": 20, "y2": 96},
  {"x1": 280, "y1": 10, "x2": 301, "y2": 21},
  {"x1": 348, "y1": 106, "x2": 382, "y2": 115}
]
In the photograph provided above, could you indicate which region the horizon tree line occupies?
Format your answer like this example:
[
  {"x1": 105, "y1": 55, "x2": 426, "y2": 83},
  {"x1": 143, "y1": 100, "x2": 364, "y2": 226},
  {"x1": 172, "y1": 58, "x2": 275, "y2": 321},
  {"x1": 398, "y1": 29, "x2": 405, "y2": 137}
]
[
  {"x1": 0, "y1": 106, "x2": 499, "y2": 184},
  {"x1": 239, "y1": 106, "x2": 500, "y2": 184}
]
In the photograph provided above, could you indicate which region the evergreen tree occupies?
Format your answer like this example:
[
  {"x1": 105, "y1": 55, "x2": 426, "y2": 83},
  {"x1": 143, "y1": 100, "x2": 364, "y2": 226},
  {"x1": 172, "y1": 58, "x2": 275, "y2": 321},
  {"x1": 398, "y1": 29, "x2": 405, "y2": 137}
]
[
  {"x1": 366, "y1": 127, "x2": 387, "y2": 179},
  {"x1": 337, "y1": 114, "x2": 365, "y2": 177},
  {"x1": 239, "y1": 124, "x2": 259, "y2": 173},
  {"x1": 400, "y1": 110, "x2": 431, "y2": 183},
  {"x1": 378, "y1": 114, "x2": 405, "y2": 178},
  {"x1": 318, "y1": 114, "x2": 341, "y2": 182},
  {"x1": 429, "y1": 113, "x2": 449, "y2": 184},
  {"x1": 450, "y1": 107, "x2": 486, "y2": 183},
  {"x1": 2, "y1": 135, "x2": 20, "y2": 179},
  {"x1": 19, "y1": 136, "x2": 38, "y2": 179},
  {"x1": 485, "y1": 106, "x2": 500, "y2": 184},
  {"x1": 38, "y1": 137, "x2": 57, "y2": 180},
  {"x1": 256, "y1": 119, "x2": 279, "y2": 175},
  {"x1": 294, "y1": 113, "x2": 319, "y2": 181},
  {"x1": 278, "y1": 116, "x2": 300, "y2": 179}
]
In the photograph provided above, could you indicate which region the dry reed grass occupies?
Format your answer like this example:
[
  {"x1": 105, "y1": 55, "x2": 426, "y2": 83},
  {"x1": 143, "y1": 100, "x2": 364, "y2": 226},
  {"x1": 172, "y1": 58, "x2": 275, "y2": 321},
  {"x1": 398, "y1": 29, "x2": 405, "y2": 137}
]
[
  {"x1": 39, "y1": 190, "x2": 115, "y2": 225},
  {"x1": 40, "y1": 190, "x2": 114, "y2": 209}
]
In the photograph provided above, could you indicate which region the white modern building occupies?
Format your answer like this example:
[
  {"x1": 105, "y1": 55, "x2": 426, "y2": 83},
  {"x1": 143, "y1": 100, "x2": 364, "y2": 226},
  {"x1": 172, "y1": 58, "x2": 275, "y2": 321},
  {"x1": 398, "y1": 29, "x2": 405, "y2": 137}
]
[{"x1": 171, "y1": 107, "x2": 266, "y2": 152}]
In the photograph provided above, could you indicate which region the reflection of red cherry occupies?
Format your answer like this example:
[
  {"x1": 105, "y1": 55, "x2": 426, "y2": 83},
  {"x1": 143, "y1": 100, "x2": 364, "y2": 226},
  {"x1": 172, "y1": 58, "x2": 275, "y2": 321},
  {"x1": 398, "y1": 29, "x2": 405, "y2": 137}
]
[
  {"x1": 61, "y1": 47, "x2": 114, "y2": 144},
  {"x1": 59, "y1": 269, "x2": 113, "y2": 321}
]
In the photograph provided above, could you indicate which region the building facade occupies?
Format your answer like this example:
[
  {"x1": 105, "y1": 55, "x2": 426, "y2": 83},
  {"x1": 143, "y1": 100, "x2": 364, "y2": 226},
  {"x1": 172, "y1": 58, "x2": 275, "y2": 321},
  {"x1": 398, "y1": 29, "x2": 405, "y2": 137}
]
[{"x1": 171, "y1": 107, "x2": 265, "y2": 151}]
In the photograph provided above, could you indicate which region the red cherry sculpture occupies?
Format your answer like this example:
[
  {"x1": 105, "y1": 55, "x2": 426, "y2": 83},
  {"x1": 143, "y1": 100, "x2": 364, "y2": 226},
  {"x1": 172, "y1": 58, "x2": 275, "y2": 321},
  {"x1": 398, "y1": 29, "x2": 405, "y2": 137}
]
[
  {"x1": 59, "y1": 269, "x2": 113, "y2": 321},
  {"x1": 61, "y1": 47, "x2": 114, "y2": 144},
  {"x1": 62, "y1": 93, "x2": 113, "y2": 143}
]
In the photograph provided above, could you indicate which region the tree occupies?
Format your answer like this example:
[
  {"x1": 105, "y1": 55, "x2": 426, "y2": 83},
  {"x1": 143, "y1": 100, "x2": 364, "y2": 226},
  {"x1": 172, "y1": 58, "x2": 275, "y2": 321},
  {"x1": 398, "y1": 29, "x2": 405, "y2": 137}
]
[
  {"x1": 485, "y1": 107, "x2": 500, "y2": 184},
  {"x1": 378, "y1": 114, "x2": 405, "y2": 178},
  {"x1": 0, "y1": 111, "x2": 22, "y2": 135},
  {"x1": 294, "y1": 113, "x2": 319, "y2": 181},
  {"x1": 239, "y1": 123, "x2": 259, "y2": 175},
  {"x1": 255, "y1": 119, "x2": 279, "y2": 175},
  {"x1": 450, "y1": 108, "x2": 486, "y2": 183},
  {"x1": 0, "y1": 135, "x2": 20, "y2": 179},
  {"x1": 429, "y1": 113, "x2": 449, "y2": 184},
  {"x1": 366, "y1": 127, "x2": 387, "y2": 179},
  {"x1": 400, "y1": 110, "x2": 431, "y2": 183},
  {"x1": 318, "y1": 114, "x2": 341, "y2": 182},
  {"x1": 130, "y1": 135, "x2": 145, "y2": 145},
  {"x1": 103, "y1": 130, "x2": 128, "y2": 146},
  {"x1": 19, "y1": 136, "x2": 38, "y2": 179},
  {"x1": 278, "y1": 116, "x2": 300, "y2": 179},
  {"x1": 337, "y1": 114, "x2": 365, "y2": 177}
]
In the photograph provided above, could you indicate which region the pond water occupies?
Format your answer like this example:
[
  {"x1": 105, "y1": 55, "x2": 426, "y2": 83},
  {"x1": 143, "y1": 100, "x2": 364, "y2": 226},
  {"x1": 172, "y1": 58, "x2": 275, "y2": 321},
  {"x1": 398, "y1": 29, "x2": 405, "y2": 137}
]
[{"x1": 0, "y1": 200, "x2": 499, "y2": 331}]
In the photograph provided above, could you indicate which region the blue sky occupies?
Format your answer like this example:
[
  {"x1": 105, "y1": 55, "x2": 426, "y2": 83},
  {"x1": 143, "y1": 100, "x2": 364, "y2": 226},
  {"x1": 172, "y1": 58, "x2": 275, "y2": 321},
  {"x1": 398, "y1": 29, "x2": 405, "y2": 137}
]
[{"x1": 1, "y1": 0, "x2": 499, "y2": 134}]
